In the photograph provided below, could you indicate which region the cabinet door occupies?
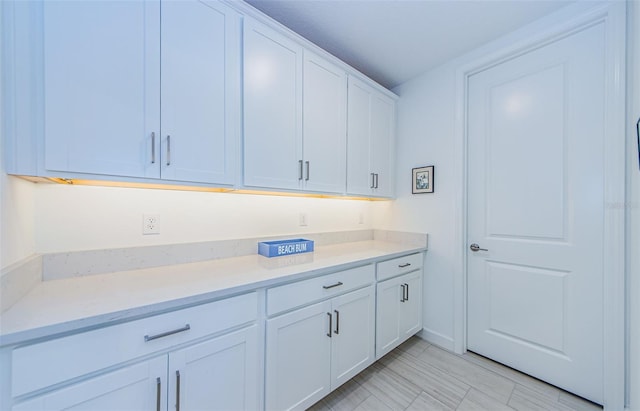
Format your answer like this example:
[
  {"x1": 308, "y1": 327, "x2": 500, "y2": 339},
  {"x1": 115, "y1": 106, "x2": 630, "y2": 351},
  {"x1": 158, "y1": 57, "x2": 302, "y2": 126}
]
[
  {"x1": 330, "y1": 286, "x2": 375, "y2": 388},
  {"x1": 160, "y1": 0, "x2": 239, "y2": 185},
  {"x1": 43, "y1": 0, "x2": 160, "y2": 178},
  {"x1": 376, "y1": 271, "x2": 423, "y2": 359},
  {"x1": 265, "y1": 301, "x2": 331, "y2": 411},
  {"x1": 168, "y1": 325, "x2": 259, "y2": 411},
  {"x1": 375, "y1": 276, "x2": 403, "y2": 359},
  {"x1": 244, "y1": 19, "x2": 303, "y2": 190},
  {"x1": 302, "y1": 52, "x2": 347, "y2": 194},
  {"x1": 346, "y1": 76, "x2": 373, "y2": 196},
  {"x1": 370, "y1": 93, "x2": 395, "y2": 198},
  {"x1": 399, "y1": 271, "x2": 423, "y2": 340},
  {"x1": 12, "y1": 357, "x2": 167, "y2": 411}
]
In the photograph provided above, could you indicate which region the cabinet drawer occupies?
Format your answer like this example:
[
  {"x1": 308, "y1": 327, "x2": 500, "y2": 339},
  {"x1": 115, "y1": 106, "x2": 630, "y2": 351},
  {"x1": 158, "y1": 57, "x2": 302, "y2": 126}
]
[
  {"x1": 12, "y1": 292, "x2": 257, "y2": 398},
  {"x1": 267, "y1": 265, "x2": 374, "y2": 316},
  {"x1": 376, "y1": 253, "x2": 423, "y2": 281}
]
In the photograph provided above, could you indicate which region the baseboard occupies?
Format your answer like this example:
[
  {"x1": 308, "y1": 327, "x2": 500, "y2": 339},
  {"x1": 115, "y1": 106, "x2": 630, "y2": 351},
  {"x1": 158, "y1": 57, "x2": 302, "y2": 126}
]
[{"x1": 418, "y1": 328, "x2": 455, "y2": 351}]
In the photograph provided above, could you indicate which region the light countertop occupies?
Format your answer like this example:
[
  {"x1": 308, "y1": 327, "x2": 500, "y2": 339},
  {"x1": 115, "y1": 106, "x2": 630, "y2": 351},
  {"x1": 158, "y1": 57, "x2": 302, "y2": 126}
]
[{"x1": 0, "y1": 240, "x2": 425, "y2": 347}]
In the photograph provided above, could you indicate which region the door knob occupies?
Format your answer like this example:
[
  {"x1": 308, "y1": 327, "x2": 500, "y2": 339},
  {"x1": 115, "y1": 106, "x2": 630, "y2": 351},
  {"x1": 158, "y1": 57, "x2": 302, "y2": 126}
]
[{"x1": 470, "y1": 243, "x2": 488, "y2": 252}]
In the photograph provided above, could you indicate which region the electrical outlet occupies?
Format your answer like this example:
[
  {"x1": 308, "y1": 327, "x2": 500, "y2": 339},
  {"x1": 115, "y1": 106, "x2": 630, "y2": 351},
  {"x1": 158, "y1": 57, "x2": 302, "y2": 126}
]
[
  {"x1": 358, "y1": 212, "x2": 365, "y2": 225},
  {"x1": 299, "y1": 213, "x2": 308, "y2": 227},
  {"x1": 143, "y1": 214, "x2": 160, "y2": 235}
]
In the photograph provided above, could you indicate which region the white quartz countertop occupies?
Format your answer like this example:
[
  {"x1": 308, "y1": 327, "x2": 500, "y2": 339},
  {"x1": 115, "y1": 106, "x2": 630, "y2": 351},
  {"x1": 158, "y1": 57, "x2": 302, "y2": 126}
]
[{"x1": 0, "y1": 240, "x2": 425, "y2": 347}]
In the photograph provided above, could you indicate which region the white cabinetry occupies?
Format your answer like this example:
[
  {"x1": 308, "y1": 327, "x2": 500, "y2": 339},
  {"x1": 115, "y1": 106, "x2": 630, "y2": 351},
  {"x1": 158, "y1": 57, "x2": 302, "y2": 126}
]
[
  {"x1": 346, "y1": 76, "x2": 396, "y2": 198},
  {"x1": 10, "y1": 293, "x2": 258, "y2": 411},
  {"x1": 8, "y1": 0, "x2": 239, "y2": 185},
  {"x1": 375, "y1": 254, "x2": 424, "y2": 358},
  {"x1": 159, "y1": 0, "x2": 239, "y2": 185},
  {"x1": 265, "y1": 266, "x2": 375, "y2": 410},
  {"x1": 13, "y1": 357, "x2": 167, "y2": 411},
  {"x1": 243, "y1": 18, "x2": 303, "y2": 191},
  {"x1": 302, "y1": 52, "x2": 347, "y2": 194},
  {"x1": 243, "y1": 19, "x2": 347, "y2": 194}
]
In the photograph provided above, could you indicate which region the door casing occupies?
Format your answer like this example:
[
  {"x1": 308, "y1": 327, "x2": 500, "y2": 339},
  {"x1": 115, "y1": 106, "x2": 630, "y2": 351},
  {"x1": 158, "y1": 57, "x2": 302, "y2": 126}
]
[{"x1": 451, "y1": 2, "x2": 627, "y2": 410}]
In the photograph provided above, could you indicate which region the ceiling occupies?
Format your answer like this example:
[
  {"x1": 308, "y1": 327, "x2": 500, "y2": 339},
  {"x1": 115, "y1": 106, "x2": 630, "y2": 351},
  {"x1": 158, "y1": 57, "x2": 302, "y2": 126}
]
[{"x1": 244, "y1": 0, "x2": 575, "y2": 89}]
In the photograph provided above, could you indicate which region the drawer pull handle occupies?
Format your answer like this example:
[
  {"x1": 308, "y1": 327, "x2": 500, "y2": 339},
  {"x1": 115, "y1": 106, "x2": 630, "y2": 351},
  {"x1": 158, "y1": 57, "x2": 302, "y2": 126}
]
[
  {"x1": 156, "y1": 377, "x2": 161, "y2": 411},
  {"x1": 398, "y1": 263, "x2": 411, "y2": 268},
  {"x1": 144, "y1": 324, "x2": 191, "y2": 342},
  {"x1": 334, "y1": 309, "x2": 340, "y2": 334},
  {"x1": 323, "y1": 281, "x2": 344, "y2": 290},
  {"x1": 327, "y1": 312, "x2": 332, "y2": 338},
  {"x1": 176, "y1": 370, "x2": 181, "y2": 411}
]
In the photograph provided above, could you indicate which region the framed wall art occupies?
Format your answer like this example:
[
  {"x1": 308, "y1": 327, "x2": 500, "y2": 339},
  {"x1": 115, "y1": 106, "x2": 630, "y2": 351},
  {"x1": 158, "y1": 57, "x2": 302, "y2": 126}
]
[{"x1": 412, "y1": 166, "x2": 434, "y2": 194}]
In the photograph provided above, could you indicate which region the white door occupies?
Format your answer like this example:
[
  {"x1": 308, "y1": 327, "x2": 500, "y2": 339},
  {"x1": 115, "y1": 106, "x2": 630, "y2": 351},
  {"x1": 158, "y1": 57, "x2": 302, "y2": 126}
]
[
  {"x1": 467, "y1": 24, "x2": 605, "y2": 403},
  {"x1": 330, "y1": 286, "x2": 375, "y2": 388},
  {"x1": 12, "y1": 357, "x2": 167, "y2": 411},
  {"x1": 160, "y1": 0, "x2": 239, "y2": 185},
  {"x1": 43, "y1": 0, "x2": 160, "y2": 178},
  {"x1": 243, "y1": 18, "x2": 303, "y2": 191},
  {"x1": 303, "y1": 51, "x2": 347, "y2": 194},
  {"x1": 168, "y1": 326, "x2": 259, "y2": 411},
  {"x1": 265, "y1": 301, "x2": 331, "y2": 411}
]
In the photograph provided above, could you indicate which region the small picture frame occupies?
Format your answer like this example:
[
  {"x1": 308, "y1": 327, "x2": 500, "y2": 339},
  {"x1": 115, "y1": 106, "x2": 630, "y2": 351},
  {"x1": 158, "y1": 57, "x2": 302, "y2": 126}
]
[{"x1": 412, "y1": 166, "x2": 434, "y2": 194}]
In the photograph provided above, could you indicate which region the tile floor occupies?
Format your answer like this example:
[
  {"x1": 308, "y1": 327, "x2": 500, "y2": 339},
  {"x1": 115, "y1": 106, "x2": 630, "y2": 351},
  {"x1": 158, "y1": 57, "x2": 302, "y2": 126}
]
[{"x1": 307, "y1": 337, "x2": 602, "y2": 411}]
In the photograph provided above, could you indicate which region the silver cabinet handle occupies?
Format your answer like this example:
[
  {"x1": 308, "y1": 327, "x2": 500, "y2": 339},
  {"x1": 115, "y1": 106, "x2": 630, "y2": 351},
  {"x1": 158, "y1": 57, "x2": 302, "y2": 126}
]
[
  {"x1": 166, "y1": 135, "x2": 171, "y2": 166},
  {"x1": 305, "y1": 161, "x2": 310, "y2": 181},
  {"x1": 151, "y1": 132, "x2": 156, "y2": 164},
  {"x1": 156, "y1": 377, "x2": 161, "y2": 411},
  {"x1": 334, "y1": 309, "x2": 340, "y2": 335},
  {"x1": 175, "y1": 370, "x2": 181, "y2": 411},
  {"x1": 374, "y1": 173, "x2": 379, "y2": 189},
  {"x1": 470, "y1": 243, "x2": 488, "y2": 252},
  {"x1": 401, "y1": 284, "x2": 406, "y2": 302},
  {"x1": 323, "y1": 281, "x2": 343, "y2": 290},
  {"x1": 404, "y1": 283, "x2": 409, "y2": 301},
  {"x1": 144, "y1": 324, "x2": 190, "y2": 342},
  {"x1": 398, "y1": 263, "x2": 411, "y2": 268},
  {"x1": 327, "y1": 312, "x2": 332, "y2": 338},
  {"x1": 299, "y1": 160, "x2": 303, "y2": 180},
  {"x1": 370, "y1": 173, "x2": 375, "y2": 188}
]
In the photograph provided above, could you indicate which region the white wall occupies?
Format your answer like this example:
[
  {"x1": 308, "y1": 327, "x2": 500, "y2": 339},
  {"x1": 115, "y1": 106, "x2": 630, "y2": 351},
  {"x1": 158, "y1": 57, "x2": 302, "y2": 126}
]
[
  {"x1": 627, "y1": 2, "x2": 640, "y2": 409},
  {"x1": 0, "y1": 174, "x2": 35, "y2": 269},
  {"x1": 33, "y1": 184, "x2": 374, "y2": 254},
  {"x1": 372, "y1": 62, "x2": 457, "y2": 348}
]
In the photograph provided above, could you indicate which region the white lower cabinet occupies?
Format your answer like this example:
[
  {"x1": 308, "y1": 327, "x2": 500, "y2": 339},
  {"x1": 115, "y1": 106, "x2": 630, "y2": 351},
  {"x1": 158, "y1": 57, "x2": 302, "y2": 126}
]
[
  {"x1": 376, "y1": 270, "x2": 423, "y2": 359},
  {"x1": 13, "y1": 325, "x2": 258, "y2": 411},
  {"x1": 265, "y1": 285, "x2": 375, "y2": 411},
  {"x1": 13, "y1": 357, "x2": 167, "y2": 411},
  {"x1": 168, "y1": 325, "x2": 259, "y2": 411}
]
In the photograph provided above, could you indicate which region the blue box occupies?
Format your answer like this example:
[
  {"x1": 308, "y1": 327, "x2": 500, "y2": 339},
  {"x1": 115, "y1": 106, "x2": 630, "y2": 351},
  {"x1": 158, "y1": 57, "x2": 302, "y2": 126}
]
[{"x1": 258, "y1": 238, "x2": 314, "y2": 258}]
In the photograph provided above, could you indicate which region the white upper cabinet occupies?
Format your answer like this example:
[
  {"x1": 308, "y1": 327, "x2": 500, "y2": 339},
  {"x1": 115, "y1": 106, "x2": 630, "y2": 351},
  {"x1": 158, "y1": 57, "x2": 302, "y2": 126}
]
[
  {"x1": 43, "y1": 0, "x2": 160, "y2": 179},
  {"x1": 160, "y1": 0, "x2": 239, "y2": 185},
  {"x1": 347, "y1": 76, "x2": 396, "y2": 198},
  {"x1": 243, "y1": 18, "x2": 303, "y2": 191},
  {"x1": 302, "y1": 51, "x2": 347, "y2": 194},
  {"x1": 17, "y1": 0, "x2": 239, "y2": 185},
  {"x1": 243, "y1": 19, "x2": 347, "y2": 194},
  {"x1": 5, "y1": 1, "x2": 394, "y2": 196}
]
